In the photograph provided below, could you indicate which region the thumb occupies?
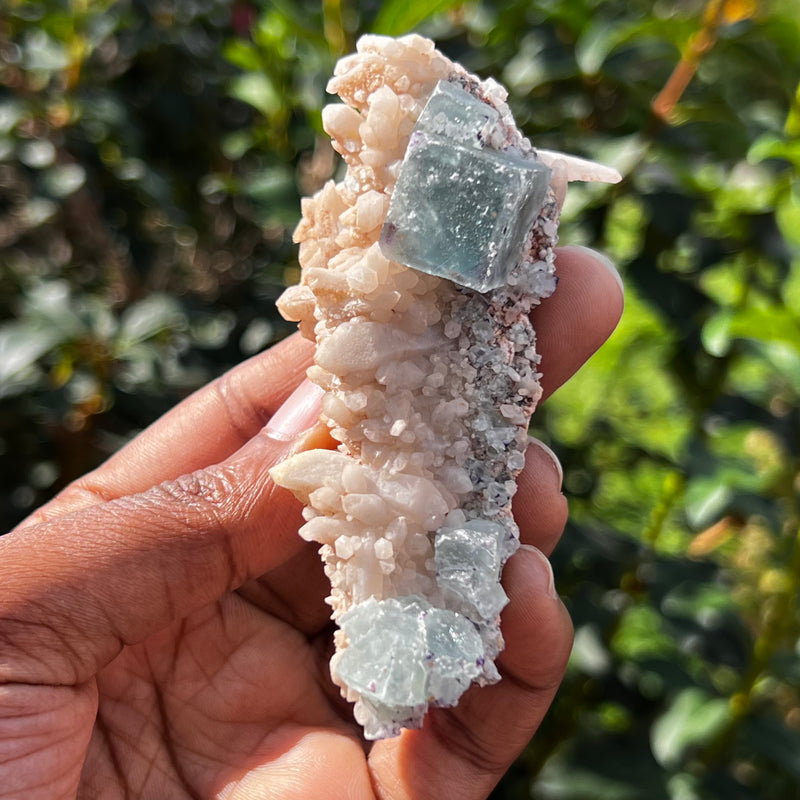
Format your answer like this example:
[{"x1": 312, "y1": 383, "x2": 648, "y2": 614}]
[{"x1": 0, "y1": 381, "x2": 326, "y2": 687}]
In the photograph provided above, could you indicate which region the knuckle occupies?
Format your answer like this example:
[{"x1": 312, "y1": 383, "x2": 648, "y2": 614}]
[
  {"x1": 214, "y1": 370, "x2": 270, "y2": 444},
  {"x1": 154, "y1": 462, "x2": 255, "y2": 524},
  {"x1": 145, "y1": 461, "x2": 268, "y2": 589}
]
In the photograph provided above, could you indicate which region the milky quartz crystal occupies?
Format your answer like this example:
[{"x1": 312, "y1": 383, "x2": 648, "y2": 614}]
[{"x1": 271, "y1": 34, "x2": 620, "y2": 739}]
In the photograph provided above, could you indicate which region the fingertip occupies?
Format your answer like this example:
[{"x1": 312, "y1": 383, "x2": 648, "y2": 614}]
[
  {"x1": 517, "y1": 544, "x2": 558, "y2": 601},
  {"x1": 263, "y1": 380, "x2": 325, "y2": 442},
  {"x1": 559, "y1": 244, "x2": 624, "y2": 299}
]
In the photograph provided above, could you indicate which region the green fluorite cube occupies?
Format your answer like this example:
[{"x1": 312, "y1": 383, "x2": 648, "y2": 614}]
[
  {"x1": 413, "y1": 79, "x2": 501, "y2": 149},
  {"x1": 381, "y1": 131, "x2": 551, "y2": 292}
]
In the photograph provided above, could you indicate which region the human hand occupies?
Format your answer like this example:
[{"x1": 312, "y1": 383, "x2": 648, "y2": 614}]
[{"x1": 0, "y1": 245, "x2": 623, "y2": 800}]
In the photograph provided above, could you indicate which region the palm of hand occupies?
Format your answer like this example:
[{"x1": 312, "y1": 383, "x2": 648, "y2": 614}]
[{"x1": 78, "y1": 582, "x2": 367, "y2": 799}]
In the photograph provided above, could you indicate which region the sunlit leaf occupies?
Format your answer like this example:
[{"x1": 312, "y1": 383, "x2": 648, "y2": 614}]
[
  {"x1": 228, "y1": 72, "x2": 280, "y2": 117},
  {"x1": 117, "y1": 295, "x2": 185, "y2": 347},
  {"x1": 42, "y1": 163, "x2": 86, "y2": 197},
  {"x1": 684, "y1": 479, "x2": 734, "y2": 529},
  {"x1": 687, "y1": 516, "x2": 735, "y2": 556},
  {"x1": 0, "y1": 323, "x2": 61, "y2": 391},
  {"x1": 372, "y1": 0, "x2": 464, "y2": 36},
  {"x1": 651, "y1": 688, "x2": 730, "y2": 767},
  {"x1": 222, "y1": 39, "x2": 262, "y2": 72},
  {"x1": 728, "y1": 307, "x2": 800, "y2": 349},
  {"x1": 722, "y1": 0, "x2": 759, "y2": 24}
]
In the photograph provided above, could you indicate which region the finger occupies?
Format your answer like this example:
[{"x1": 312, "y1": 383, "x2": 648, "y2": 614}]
[
  {"x1": 536, "y1": 245, "x2": 624, "y2": 400},
  {"x1": 514, "y1": 438, "x2": 567, "y2": 556},
  {"x1": 0, "y1": 382, "x2": 331, "y2": 687},
  {"x1": 16, "y1": 332, "x2": 315, "y2": 528},
  {"x1": 368, "y1": 547, "x2": 572, "y2": 800}
]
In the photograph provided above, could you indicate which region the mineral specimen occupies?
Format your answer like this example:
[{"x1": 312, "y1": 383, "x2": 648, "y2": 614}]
[{"x1": 270, "y1": 33, "x2": 620, "y2": 740}]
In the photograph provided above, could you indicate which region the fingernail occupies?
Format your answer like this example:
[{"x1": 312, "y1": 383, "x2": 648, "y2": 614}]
[
  {"x1": 527, "y1": 436, "x2": 563, "y2": 489},
  {"x1": 264, "y1": 380, "x2": 324, "y2": 441},
  {"x1": 518, "y1": 544, "x2": 558, "y2": 600},
  {"x1": 565, "y1": 244, "x2": 624, "y2": 297}
]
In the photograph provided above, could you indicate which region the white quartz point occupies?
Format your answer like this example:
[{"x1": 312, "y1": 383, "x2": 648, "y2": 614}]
[
  {"x1": 272, "y1": 448, "x2": 451, "y2": 531},
  {"x1": 316, "y1": 320, "x2": 444, "y2": 375},
  {"x1": 536, "y1": 149, "x2": 622, "y2": 184},
  {"x1": 377, "y1": 472, "x2": 449, "y2": 528},
  {"x1": 269, "y1": 449, "x2": 350, "y2": 502}
]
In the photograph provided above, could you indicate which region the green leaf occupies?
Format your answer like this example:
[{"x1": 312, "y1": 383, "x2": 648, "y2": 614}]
[
  {"x1": 701, "y1": 310, "x2": 734, "y2": 357},
  {"x1": 748, "y1": 134, "x2": 800, "y2": 168},
  {"x1": 372, "y1": 0, "x2": 464, "y2": 36},
  {"x1": 755, "y1": 341, "x2": 800, "y2": 395},
  {"x1": 222, "y1": 39, "x2": 262, "y2": 72},
  {"x1": 0, "y1": 323, "x2": 62, "y2": 393},
  {"x1": 228, "y1": 72, "x2": 280, "y2": 117},
  {"x1": 575, "y1": 18, "x2": 684, "y2": 76},
  {"x1": 728, "y1": 307, "x2": 800, "y2": 350},
  {"x1": 785, "y1": 80, "x2": 800, "y2": 137},
  {"x1": 684, "y1": 478, "x2": 733, "y2": 529},
  {"x1": 117, "y1": 295, "x2": 185, "y2": 347},
  {"x1": 569, "y1": 624, "x2": 612, "y2": 677},
  {"x1": 651, "y1": 688, "x2": 730, "y2": 767}
]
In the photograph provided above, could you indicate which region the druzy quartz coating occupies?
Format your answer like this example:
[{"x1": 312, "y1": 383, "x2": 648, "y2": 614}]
[
  {"x1": 271, "y1": 34, "x2": 620, "y2": 740},
  {"x1": 380, "y1": 81, "x2": 552, "y2": 292}
]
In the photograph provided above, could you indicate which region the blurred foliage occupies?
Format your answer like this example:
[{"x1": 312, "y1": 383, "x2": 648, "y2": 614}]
[{"x1": 1, "y1": 0, "x2": 799, "y2": 798}]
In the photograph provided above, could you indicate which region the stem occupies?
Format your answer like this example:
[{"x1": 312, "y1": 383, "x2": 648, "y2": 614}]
[
  {"x1": 643, "y1": 470, "x2": 686, "y2": 549},
  {"x1": 651, "y1": 0, "x2": 730, "y2": 122}
]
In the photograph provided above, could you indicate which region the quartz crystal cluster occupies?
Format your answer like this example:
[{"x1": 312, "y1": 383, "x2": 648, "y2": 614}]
[{"x1": 271, "y1": 34, "x2": 619, "y2": 739}]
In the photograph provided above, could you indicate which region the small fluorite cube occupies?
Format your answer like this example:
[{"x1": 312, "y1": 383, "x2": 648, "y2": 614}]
[
  {"x1": 413, "y1": 79, "x2": 501, "y2": 149},
  {"x1": 435, "y1": 519, "x2": 510, "y2": 619}
]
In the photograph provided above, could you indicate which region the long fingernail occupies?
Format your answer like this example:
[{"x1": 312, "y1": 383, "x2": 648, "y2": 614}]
[
  {"x1": 518, "y1": 544, "x2": 558, "y2": 600},
  {"x1": 527, "y1": 437, "x2": 563, "y2": 489},
  {"x1": 565, "y1": 244, "x2": 624, "y2": 297},
  {"x1": 264, "y1": 380, "x2": 324, "y2": 441}
]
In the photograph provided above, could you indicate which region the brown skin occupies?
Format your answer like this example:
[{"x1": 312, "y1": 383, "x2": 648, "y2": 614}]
[{"x1": 0, "y1": 246, "x2": 623, "y2": 800}]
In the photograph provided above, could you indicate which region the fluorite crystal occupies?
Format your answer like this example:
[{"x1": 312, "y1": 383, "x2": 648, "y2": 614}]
[
  {"x1": 413, "y1": 79, "x2": 502, "y2": 149},
  {"x1": 271, "y1": 33, "x2": 620, "y2": 740},
  {"x1": 380, "y1": 81, "x2": 551, "y2": 292},
  {"x1": 335, "y1": 596, "x2": 485, "y2": 738}
]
